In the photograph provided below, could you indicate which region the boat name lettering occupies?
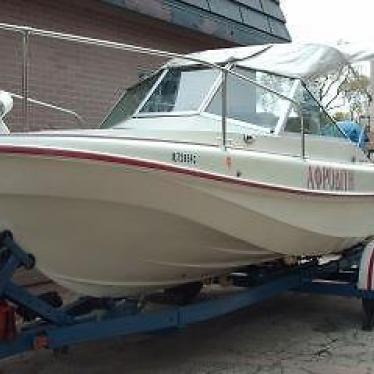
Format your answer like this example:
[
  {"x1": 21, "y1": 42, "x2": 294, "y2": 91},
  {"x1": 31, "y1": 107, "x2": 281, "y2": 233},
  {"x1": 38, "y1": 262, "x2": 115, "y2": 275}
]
[
  {"x1": 307, "y1": 166, "x2": 354, "y2": 191},
  {"x1": 172, "y1": 152, "x2": 198, "y2": 165}
]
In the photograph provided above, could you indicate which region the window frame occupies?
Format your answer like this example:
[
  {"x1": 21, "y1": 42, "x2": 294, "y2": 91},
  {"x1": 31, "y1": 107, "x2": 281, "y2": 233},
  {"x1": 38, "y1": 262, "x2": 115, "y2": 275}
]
[
  {"x1": 133, "y1": 66, "x2": 222, "y2": 118},
  {"x1": 280, "y1": 81, "x2": 349, "y2": 140},
  {"x1": 99, "y1": 70, "x2": 165, "y2": 129},
  {"x1": 202, "y1": 65, "x2": 296, "y2": 134}
]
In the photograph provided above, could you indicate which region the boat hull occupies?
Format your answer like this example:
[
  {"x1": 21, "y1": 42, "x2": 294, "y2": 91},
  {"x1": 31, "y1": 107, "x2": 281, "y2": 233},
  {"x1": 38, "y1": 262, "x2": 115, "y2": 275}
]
[{"x1": 0, "y1": 147, "x2": 367, "y2": 296}]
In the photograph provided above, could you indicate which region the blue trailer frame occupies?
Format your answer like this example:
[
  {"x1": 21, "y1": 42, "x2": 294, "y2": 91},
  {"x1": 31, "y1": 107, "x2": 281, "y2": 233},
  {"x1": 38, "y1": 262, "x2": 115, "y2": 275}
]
[{"x1": 0, "y1": 230, "x2": 373, "y2": 360}]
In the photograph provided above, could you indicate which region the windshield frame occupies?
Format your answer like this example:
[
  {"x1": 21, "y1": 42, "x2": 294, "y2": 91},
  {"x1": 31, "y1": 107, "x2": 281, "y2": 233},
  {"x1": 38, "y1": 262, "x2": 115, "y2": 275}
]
[
  {"x1": 201, "y1": 66, "x2": 298, "y2": 134},
  {"x1": 99, "y1": 69, "x2": 165, "y2": 128},
  {"x1": 132, "y1": 69, "x2": 168, "y2": 117},
  {"x1": 100, "y1": 61, "x2": 349, "y2": 142},
  {"x1": 133, "y1": 66, "x2": 223, "y2": 118},
  {"x1": 278, "y1": 80, "x2": 348, "y2": 140}
]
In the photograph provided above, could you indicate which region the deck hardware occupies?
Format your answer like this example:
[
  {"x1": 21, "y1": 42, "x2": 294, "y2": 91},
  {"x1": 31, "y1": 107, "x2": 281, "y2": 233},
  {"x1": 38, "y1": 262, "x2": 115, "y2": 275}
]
[{"x1": 243, "y1": 134, "x2": 255, "y2": 145}]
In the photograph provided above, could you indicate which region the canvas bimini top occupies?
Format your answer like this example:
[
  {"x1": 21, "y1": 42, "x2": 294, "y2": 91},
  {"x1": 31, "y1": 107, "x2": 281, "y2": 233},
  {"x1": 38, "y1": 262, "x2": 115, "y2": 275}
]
[{"x1": 167, "y1": 42, "x2": 374, "y2": 80}]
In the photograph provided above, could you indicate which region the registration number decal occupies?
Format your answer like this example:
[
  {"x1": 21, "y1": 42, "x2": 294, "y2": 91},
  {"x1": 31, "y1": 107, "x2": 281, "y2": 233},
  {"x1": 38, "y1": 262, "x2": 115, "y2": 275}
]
[
  {"x1": 172, "y1": 152, "x2": 198, "y2": 165},
  {"x1": 307, "y1": 165, "x2": 354, "y2": 191}
]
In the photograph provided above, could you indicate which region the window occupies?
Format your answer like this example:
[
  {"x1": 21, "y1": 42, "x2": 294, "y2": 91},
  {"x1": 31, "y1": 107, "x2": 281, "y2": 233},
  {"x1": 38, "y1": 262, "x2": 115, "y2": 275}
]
[
  {"x1": 101, "y1": 73, "x2": 160, "y2": 128},
  {"x1": 140, "y1": 68, "x2": 220, "y2": 114},
  {"x1": 206, "y1": 68, "x2": 294, "y2": 130},
  {"x1": 284, "y1": 85, "x2": 346, "y2": 138}
]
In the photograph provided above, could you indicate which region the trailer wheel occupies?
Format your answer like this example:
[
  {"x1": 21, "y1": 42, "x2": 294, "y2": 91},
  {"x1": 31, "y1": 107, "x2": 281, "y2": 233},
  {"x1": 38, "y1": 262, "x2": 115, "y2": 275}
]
[{"x1": 362, "y1": 298, "x2": 374, "y2": 331}]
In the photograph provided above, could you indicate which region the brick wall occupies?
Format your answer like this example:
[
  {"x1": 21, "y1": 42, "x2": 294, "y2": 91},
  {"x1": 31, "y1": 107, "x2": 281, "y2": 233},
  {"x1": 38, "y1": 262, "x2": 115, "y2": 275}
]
[
  {"x1": 371, "y1": 61, "x2": 374, "y2": 136},
  {"x1": 0, "y1": 0, "x2": 233, "y2": 132}
]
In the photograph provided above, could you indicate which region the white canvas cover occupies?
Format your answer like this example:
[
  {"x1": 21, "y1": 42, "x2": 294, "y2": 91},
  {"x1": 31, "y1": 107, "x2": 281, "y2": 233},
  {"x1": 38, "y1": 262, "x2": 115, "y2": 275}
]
[{"x1": 168, "y1": 42, "x2": 374, "y2": 80}]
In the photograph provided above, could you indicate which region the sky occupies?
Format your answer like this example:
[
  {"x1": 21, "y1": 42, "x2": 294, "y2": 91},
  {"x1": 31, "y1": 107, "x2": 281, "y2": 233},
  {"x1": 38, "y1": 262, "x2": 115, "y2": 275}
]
[{"x1": 281, "y1": 0, "x2": 374, "y2": 43}]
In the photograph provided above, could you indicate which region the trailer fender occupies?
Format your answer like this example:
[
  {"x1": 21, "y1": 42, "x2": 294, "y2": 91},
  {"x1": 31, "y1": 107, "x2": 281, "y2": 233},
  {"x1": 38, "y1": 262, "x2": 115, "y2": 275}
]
[{"x1": 358, "y1": 240, "x2": 374, "y2": 291}]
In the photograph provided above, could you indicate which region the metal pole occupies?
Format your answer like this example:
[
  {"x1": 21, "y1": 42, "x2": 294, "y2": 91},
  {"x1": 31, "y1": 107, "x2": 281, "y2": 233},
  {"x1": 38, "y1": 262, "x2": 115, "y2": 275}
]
[
  {"x1": 221, "y1": 70, "x2": 228, "y2": 150},
  {"x1": 9, "y1": 92, "x2": 84, "y2": 126},
  {"x1": 357, "y1": 122, "x2": 367, "y2": 149},
  {"x1": 21, "y1": 30, "x2": 29, "y2": 130},
  {"x1": 300, "y1": 112, "x2": 305, "y2": 159},
  {"x1": 0, "y1": 23, "x2": 297, "y2": 107}
]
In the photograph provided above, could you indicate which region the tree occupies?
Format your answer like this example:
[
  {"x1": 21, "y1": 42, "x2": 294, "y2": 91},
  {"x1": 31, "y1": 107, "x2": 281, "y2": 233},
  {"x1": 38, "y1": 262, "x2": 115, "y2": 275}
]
[
  {"x1": 311, "y1": 67, "x2": 371, "y2": 121},
  {"x1": 257, "y1": 72, "x2": 294, "y2": 112},
  {"x1": 333, "y1": 111, "x2": 350, "y2": 122},
  {"x1": 313, "y1": 66, "x2": 349, "y2": 110},
  {"x1": 340, "y1": 74, "x2": 370, "y2": 120}
]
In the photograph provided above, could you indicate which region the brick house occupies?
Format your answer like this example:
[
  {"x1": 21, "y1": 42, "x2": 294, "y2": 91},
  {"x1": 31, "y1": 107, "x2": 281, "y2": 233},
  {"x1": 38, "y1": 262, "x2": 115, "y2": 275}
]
[{"x1": 0, "y1": 0, "x2": 290, "y2": 131}]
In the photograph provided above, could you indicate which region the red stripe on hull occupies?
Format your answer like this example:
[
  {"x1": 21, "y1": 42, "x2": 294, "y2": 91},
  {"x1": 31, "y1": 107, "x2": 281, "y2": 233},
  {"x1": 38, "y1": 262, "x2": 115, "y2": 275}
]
[{"x1": 0, "y1": 144, "x2": 372, "y2": 199}]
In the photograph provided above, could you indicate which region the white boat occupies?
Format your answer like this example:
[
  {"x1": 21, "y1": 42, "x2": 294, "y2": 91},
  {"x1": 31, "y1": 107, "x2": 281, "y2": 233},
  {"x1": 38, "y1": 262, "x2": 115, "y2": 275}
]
[{"x1": 0, "y1": 41, "x2": 374, "y2": 297}]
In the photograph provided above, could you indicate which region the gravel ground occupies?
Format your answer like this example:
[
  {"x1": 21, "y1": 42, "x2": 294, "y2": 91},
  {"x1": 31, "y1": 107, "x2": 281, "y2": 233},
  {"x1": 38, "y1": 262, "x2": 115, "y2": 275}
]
[{"x1": 1, "y1": 292, "x2": 374, "y2": 374}]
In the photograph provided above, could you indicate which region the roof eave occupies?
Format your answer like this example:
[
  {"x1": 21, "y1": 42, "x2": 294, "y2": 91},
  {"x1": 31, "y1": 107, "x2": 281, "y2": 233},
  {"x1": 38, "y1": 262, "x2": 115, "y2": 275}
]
[{"x1": 102, "y1": 0, "x2": 291, "y2": 45}]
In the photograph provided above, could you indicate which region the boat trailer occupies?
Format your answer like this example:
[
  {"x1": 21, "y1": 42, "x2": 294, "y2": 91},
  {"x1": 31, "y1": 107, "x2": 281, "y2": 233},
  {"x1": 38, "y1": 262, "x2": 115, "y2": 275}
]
[{"x1": 0, "y1": 230, "x2": 373, "y2": 360}]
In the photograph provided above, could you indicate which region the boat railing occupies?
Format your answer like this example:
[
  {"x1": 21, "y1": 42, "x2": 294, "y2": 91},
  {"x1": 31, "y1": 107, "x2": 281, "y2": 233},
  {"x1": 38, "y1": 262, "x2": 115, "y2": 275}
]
[
  {"x1": 0, "y1": 22, "x2": 306, "y2": 158},
  {"x1": 8, "y1": 92, "x2": 84, "y2": 126}
]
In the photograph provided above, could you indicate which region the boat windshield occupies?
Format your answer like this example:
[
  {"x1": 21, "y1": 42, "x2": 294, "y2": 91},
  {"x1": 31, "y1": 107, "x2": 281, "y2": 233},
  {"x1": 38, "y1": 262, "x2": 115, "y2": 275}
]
[
  {"x1": 138, "y1": 68, "x2": 220, "y2": 114},
  {"x1": 101, "y1": 72, "x2": 161, "y2": 129},
  {"x1": 101, "y1": 68, "x2": 220, "y2": 127},
  {"x1": 284, "y1": 84, "x2": 346, "y2": 138},
  {"x1": 101, "y1": 65, "x2": 347, "y2": 140},
  {"x1": 205, "y1": 68, "x2": 295, "y2": 130}
]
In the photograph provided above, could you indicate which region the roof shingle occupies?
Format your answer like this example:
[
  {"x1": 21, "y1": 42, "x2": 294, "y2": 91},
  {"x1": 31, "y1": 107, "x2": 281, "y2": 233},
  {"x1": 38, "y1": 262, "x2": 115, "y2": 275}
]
[{"x1": 102, "y1": 0, "x2": 291, "y2": 45}]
